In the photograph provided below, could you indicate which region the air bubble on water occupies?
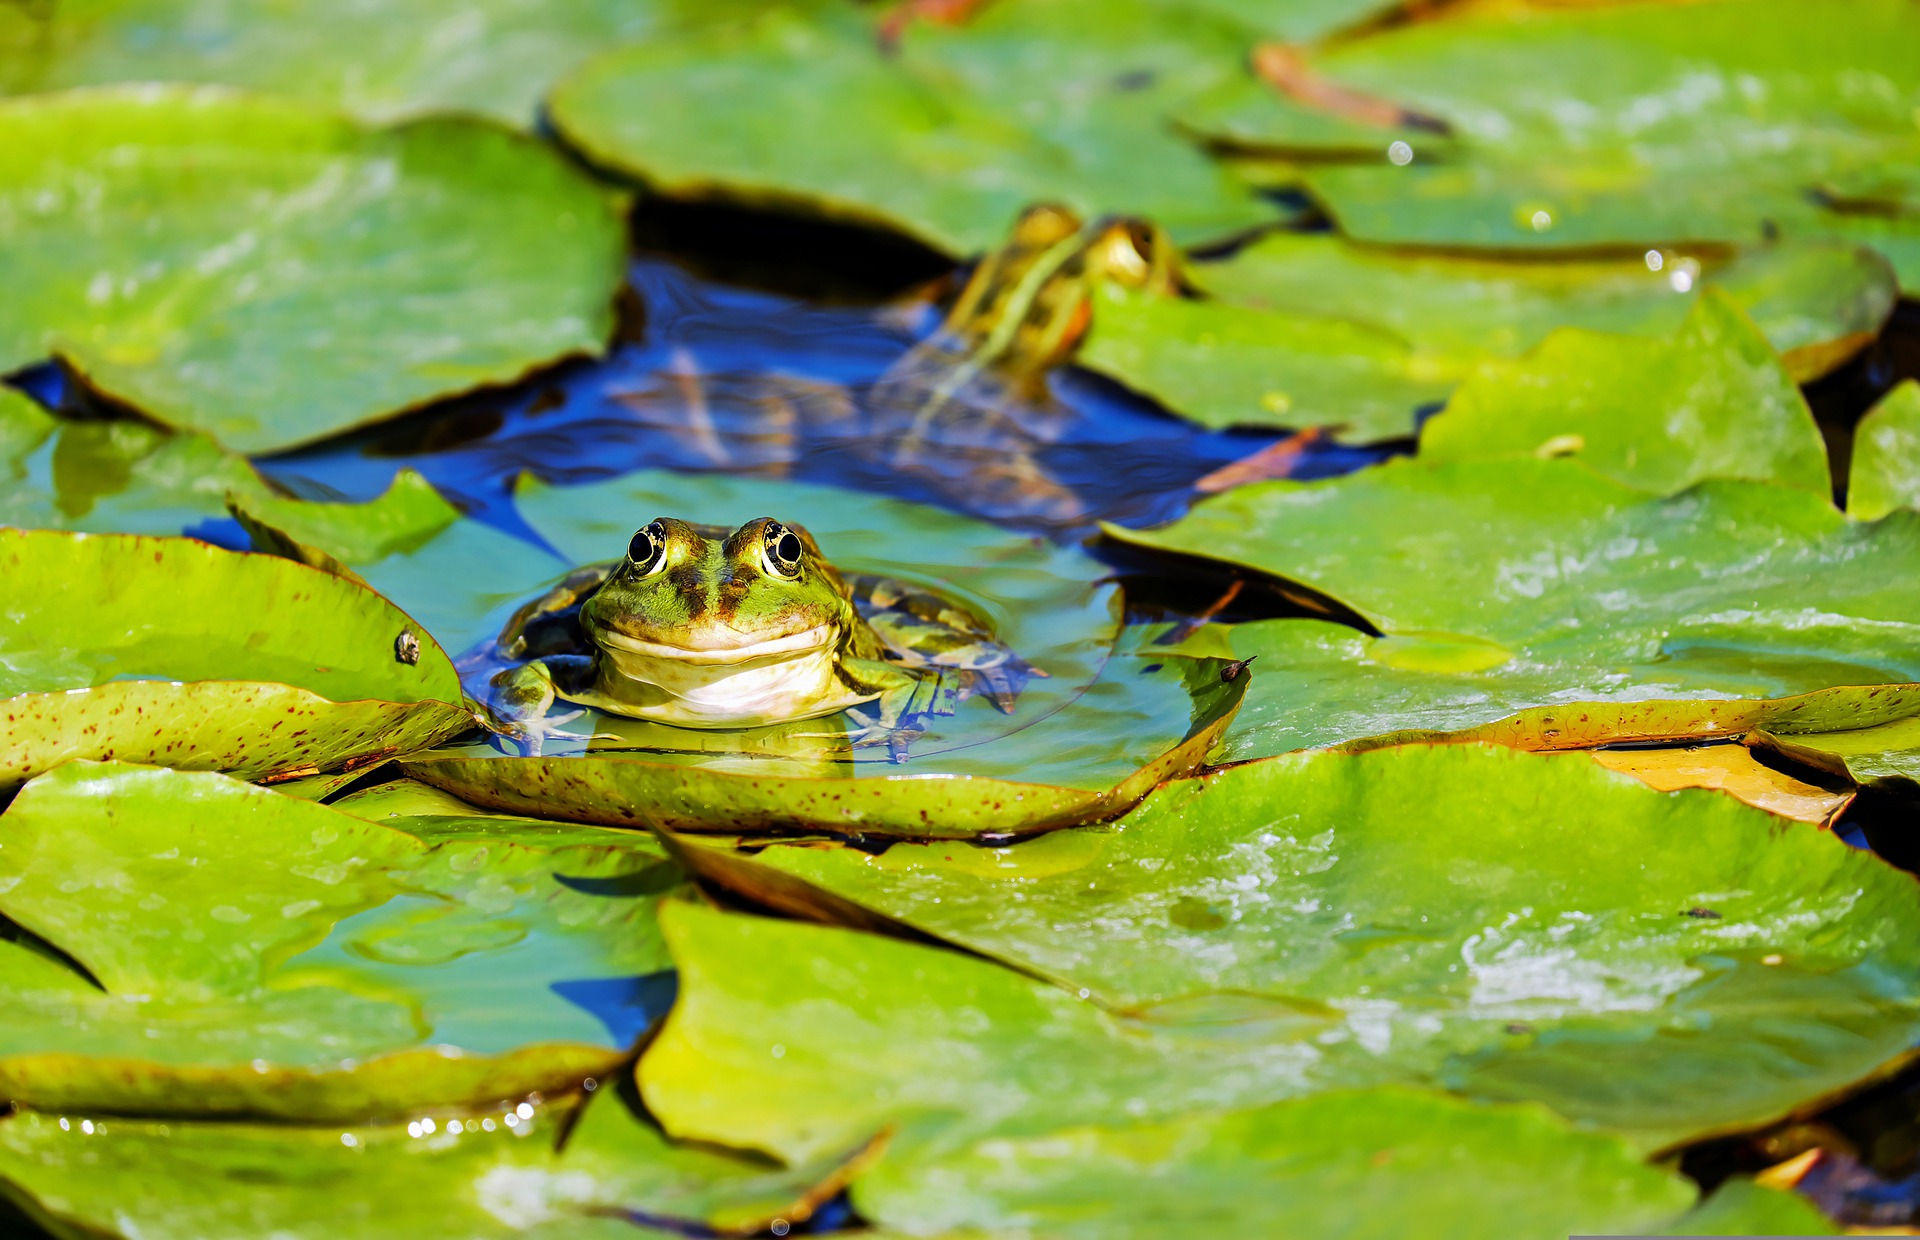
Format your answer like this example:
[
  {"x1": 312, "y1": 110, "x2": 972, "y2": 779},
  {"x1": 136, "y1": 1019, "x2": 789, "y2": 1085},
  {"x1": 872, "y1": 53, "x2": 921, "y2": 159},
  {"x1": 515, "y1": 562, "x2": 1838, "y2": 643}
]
[{"x1": 1387, "y1": 141, "x2": 1413, "y2": 166}]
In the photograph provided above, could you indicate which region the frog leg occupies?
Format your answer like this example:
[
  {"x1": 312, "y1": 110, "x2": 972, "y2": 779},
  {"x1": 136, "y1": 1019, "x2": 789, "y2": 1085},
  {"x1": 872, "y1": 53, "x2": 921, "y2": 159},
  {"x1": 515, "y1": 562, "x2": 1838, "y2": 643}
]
[
  {"x1": 849, "y1": 576, "x2": 1046, "y2": 714},
  {"x1": 837, "y1": 658, "x2": 961, "y2": 763},
  {"x1": 484, "y1": 656, "x2": 595, "y2": 757}
]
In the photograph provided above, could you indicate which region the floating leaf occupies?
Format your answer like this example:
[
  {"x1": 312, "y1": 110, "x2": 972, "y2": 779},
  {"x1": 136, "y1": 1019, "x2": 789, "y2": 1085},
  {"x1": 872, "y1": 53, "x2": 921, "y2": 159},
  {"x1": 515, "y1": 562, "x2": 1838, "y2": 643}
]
[
  {"x1": 1077, "y1": 283, "x2": 1450, "y2": 440},
  {"x1": 1190, "y1": 233, "x2": 1896, "y2": 385},
  {"x1": 1848, "y1": 380, "x2": 1920, "y2": 520},
  {"x1": 548, "y1": 2, "x2": 1275, "y2": 255},
  {"x1": 229, "y1": 470, "x2": 463, "y2": 586},
  {"x1": 1586, "y1": 743, "x2": 1851, "y2": 825},
  {"x1": 0, "y1": 762, "x2": 675, "y2": 1119},
  {"x1": 0, "y1": 0, "x2": 700, "y2": 127},
  {"x1": 0, "y1": 1088, "x2": 868, "y2": 1240},
  {"x1": 0, "y1": 86, "x2": 625, "y2": 453},
  {"x1": 0, "y1": 530, "x2": 469, "y2": 789},
  {"x1": 1104, "y1": 458, "x2": 1920, "y2": 760},
  {"x1": 1420, "y1": 291, "x2": 1829, "y2": 495},
  {"x1": 675, "y1": 744, "x2": 1920, "y2": 1151},
  {"x1": 854, "y1": 1090, "x2": 1694, "y2": 1240},
  {"x1": 1234, "y1": 0, "x2": 1920, "y2": 277}
]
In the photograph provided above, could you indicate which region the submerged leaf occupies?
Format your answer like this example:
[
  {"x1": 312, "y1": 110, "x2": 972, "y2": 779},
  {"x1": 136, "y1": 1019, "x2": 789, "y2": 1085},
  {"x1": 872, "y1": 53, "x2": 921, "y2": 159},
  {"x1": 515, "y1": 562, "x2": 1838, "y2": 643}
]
[
  {"x1": 0, "y1": 86, "x2": 626, "y2": 453},
  {"x1": 664, "y1": 745, "x2": 1920, "y2": 1152},
  {"x1": 1420, "y1": 291, "x2": 1829, "y2": 495},
  {"x1": 1104, "y1": 458, "x2": 1920, "y2": 760},
  {"x1": 0, "y1": 530, "x2": 469, "y2": 788}
]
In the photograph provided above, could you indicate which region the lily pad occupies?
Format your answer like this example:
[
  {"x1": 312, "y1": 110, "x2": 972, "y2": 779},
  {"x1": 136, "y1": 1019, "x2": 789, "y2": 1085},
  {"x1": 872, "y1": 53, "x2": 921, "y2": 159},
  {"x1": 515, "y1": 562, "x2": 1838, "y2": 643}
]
[
  {"x1": 0, "y1": 1087, "x2": 869, "y2": 1239},
  {"x1": 0, "y1": 529, "x2": 470, "y2": 788},
  {"x1": 1420, "y1": 291, "x2": 1829, "y2": 495},
  {"x1": 229, "y1": 470, "x2": 463, "y2": 586},
  {"x1": 0, "y1": 761, "x2": 675, "y2": 1119},
  {"x1": 0, "y1": 86, "x2": 626, "y2": 453},
  {"x1": 1076, "y1": 283, "x2": 1451, "y2": 440},
  {"x1": 1104, "y1": 458, "x2": 1920, "y2": 760},
  {"x1": 0, "y1": 0, "x2": 710, "y2": 127},
  {"x1": 653, "y1": 744, "x2": 1920, "y2": 1153},
  {"x1": 1210, "y1": 0, "x2": 1920, "y2": 273},
  {"x1": 1189, "y1": 233, "x2": 1897, "y2": 384},
  {"x1": 547, "y1": 1, "x2": 1275, "y2": 255},
  {"x1": 854, "y1": 1090, "x2": 1695, "y2": 1240},
  {"x1": 0, "y1": 394, "x2": 276, "y2": 537},
  {"x1": 1849, "y1": 380, "x2": 1920, "y2": 520}
]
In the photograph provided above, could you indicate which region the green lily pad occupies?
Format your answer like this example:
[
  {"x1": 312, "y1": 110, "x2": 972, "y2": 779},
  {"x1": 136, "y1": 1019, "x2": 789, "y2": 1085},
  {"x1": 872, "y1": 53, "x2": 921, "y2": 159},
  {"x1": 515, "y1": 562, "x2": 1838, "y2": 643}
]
[
  {"x1": 0, "y1": 0, "x2": 716, "y2": 127},
  {"x1": 648, "y1": 745, "x2": 1920, "y2": 1154},
  {"x1": 0, "y1": 761, "x2": 675, "y2": 1119},
  {"x1": 1105, "y1": 457, "x2": 1920, "y2": 760},
  {"x1": 1672, "y1": 1178, "x2": 1842, "y2": 1237},
  {"x1": 0, "y1": 1087, "x2": 867, "y2": 1240},
  {"x1": 1849, "y1": 380, "x2": 1920, "y2": 520},
  {"x1": 1209, "y1": 0, "x2": 1920, "y2": 274},
  {"x1": 0, "y1": 529, "x2": 470, "y2": 788},
  {"x1": 0, "y1": 86, "x2": 625, "y2": 453},
  {"x1": 1420, "y1": 291, "x2": 1828, "y2": 495},
  {"x1": 1189, "y1": 233, "x2": 1898, "y2": 384},
  {"x1": 547, "y1": 1, "x2": 1275, "y2": 255},
  {"x1": 229, "y1": 470, "x2": 463, "y2": 587},
  {"x1": 854, "y1": 1090, "x2": 1695, "y2": 1240},
  {"x1": 1077, "y1": 283, "x2": 1451, "y2": 440},
  {"x1": 0, "y1": 395, "x2": 278, "y2": 538}
]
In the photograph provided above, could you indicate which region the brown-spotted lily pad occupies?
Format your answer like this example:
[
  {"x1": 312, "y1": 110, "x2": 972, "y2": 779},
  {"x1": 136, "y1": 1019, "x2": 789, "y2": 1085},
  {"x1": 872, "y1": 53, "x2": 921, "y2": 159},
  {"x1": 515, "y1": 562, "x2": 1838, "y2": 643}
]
[{"x1": 0, "y1": 529, "x2": 471, "y2": 789}]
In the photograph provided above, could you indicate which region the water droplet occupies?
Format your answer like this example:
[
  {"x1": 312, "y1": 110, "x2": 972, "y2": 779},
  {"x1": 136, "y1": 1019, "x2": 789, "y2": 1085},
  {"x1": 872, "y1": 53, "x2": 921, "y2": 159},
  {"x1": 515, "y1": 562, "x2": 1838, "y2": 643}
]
[
  {"x1": 447, "y1": 1120, "x2": 462, "y2": 1135},
  {"x1": 1530, "y1": 210, "x2": 1552, "y2": 231},
  {"x1": 57, "y1": 1118, "x2": 68, "y2": 1132},
  {"x1": 340, "y1": 1133, "x2": 357, "y2": 1147},
  {"x1": 1387, "y1": 140, "x2": 1413, "y2": 166},
  {"x1": 771, "y1": 1222, "x2": 791, "y2": 1237},
  {"x1": 771, "y1": 1043, "x2": 786, "y2": 1059},
  {"x1": 515, "y1": 1102, "x2": 534, "y2": 1119},
  {"x1": 420, "y1": 1117, "x2": 437, "y2": 1135},
  {"x1": 1644, "y1": 250, "x2": 1664, "y2": 272},
  {"x1": 80, "y1": 1120, "x2": 95, "y2": 1135},
  {"x1": 407, "y1": 1121, "x2": 422, "y2": 1138},
  {"x1": 1077, "y1": 988, "x2": 1091, "y2": 999}
]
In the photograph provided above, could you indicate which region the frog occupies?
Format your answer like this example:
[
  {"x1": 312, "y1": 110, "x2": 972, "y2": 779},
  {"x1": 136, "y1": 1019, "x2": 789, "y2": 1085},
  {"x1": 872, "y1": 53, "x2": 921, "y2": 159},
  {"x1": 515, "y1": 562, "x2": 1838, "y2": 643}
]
[{"x1": 483, "y1": 515, "x2": 1039, "y2": 758}]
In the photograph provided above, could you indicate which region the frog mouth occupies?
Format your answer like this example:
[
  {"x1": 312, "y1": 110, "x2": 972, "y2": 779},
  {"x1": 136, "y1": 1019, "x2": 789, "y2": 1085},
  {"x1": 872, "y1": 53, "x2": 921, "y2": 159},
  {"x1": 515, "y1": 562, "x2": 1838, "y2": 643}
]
[{"x1": 591, "y1": 622, "x2": 837, "y2": 666}]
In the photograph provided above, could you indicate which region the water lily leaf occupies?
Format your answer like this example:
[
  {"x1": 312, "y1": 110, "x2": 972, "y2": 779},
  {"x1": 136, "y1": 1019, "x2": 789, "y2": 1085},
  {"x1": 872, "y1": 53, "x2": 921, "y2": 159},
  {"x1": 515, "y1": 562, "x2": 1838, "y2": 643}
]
[
  {"x1": 0, "y1": 86, "x2": 626, "y2": 453},
  {"x1": 0, "y1": 762, "x2": 675, "y2": 1119},
  {"x1": 0, "y1": 1087, "x2": 869, "y2": 1239},
  {"x1": 403, "y1": 664, "x2": 1243, "y2": 839},
  {"x1": 1076, "y1": 284, "x2": 1450, "y2": 440},
  {"x1": 0, "y1": 0, "x2": 711, "y2": 127},
  {"x1": 229, "y1": 470, "x2": 464, "y2": 587},
  {"x1": 1671, "y1": 1177, "x2": 1842, "y2": 1237},
  {"x1": 665, "y1": 744, "x2": 1920, "y2": 1152},
  {"x1": 1190, "y1": 233, "x2": 1897, "y2": 385},
  {"x1": 0, "y1": 530, "x2": 470, "y2": 788},
  {"x1": 854, "y1": 1090, "x2": 1695, "y2": 1240},
  {"x1": 1849, "y1": 380, "x2": 1920, "y2": 520},
  {"x1": 548, "y1": 1, "x2": 1275, "y2": 255},
  {"x1": 1586, "y1": 743, "x2": 1851, "y2": 825},
  {"x1": 1756, "y1": 715, "x2": 1920, "y2": 792},
  {"x1": 1421, "y1": 291, "x2": 1828, "y2": 495},
  {"x1": 1190, "y1": 0, "x2": 1920, "y2": 276},
  {"x1": 1104, "y1": 458, "x2": 1920, "y2": 760}
]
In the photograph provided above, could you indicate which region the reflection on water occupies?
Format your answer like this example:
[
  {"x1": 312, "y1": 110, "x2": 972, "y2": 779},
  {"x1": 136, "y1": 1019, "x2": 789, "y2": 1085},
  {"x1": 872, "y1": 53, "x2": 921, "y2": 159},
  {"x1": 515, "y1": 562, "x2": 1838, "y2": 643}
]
[{"x1": 259, "y1": 257, "x2": 1391, "y2": 542}]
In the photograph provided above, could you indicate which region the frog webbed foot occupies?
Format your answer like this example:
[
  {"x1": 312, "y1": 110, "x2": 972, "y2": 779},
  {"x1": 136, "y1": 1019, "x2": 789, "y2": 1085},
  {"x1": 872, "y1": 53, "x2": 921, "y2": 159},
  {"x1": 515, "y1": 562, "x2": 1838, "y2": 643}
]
[{"x1": 484, "y1": 656, "x2": 598, "y2": 757}]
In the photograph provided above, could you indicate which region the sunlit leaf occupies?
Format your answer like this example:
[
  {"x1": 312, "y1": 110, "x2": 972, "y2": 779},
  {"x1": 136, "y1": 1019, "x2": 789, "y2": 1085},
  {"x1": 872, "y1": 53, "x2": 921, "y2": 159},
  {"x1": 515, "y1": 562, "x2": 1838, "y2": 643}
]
[
  {"x1": 0, "y1": 86, "x2": 626, "y2": 453},
  {"x1": 548, "y1": 1, "x2": 1276, "y2": 255},
  {"x1": 663, "y1": 744, "x2": 1920, "y2": 1153},
  {"x1": 1586, "y1": 743, "x2": 1851, "y2": 825},
  {"x1": 1421, "y1": 291, "x2": 1829, "y2": 495},
  {"x1": 0, "y1": 762, "x2": 675, "y2": 1119},
  {"x1": 1104, "y1": 458, "x2": 1920, "y2": 760},
  {"x1": 1848, "y1": 380, "x2": 1920, "y2": 521},
  {"x1": 0, "y1": 530, "x2": 469, "y2": 788}
]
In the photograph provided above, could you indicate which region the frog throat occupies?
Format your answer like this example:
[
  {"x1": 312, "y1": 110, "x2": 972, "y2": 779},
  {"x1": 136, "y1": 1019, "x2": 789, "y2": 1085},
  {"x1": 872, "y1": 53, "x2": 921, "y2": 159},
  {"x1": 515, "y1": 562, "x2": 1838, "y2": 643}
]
[{"x1": 591, "y1": 625, "x2": 879, "y2": 727}]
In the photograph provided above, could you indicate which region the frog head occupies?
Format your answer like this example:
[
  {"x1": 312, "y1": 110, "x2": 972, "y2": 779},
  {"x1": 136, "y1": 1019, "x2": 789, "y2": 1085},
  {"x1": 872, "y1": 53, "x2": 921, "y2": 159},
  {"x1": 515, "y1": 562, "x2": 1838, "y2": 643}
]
[{"x1": 581, "y1": 517, "x2": 855, "y2": 664}]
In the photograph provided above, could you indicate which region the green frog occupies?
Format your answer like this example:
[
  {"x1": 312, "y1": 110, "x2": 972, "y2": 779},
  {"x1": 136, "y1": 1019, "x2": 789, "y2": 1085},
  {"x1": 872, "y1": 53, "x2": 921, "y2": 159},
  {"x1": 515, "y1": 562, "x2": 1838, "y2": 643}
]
[{"x1": 485, "y1": 516, "x2": 1037, "y2": 757}]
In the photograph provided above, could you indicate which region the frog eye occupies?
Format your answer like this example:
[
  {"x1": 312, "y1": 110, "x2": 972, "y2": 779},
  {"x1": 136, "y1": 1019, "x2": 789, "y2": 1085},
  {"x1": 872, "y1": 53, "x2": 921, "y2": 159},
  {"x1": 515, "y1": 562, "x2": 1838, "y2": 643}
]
[
  {"x1": 762, "y1": 522, "x2": 805, "y2": 578},
  {"x1": 626, "y1": 521, "x2": 666, "y2": 574}
]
